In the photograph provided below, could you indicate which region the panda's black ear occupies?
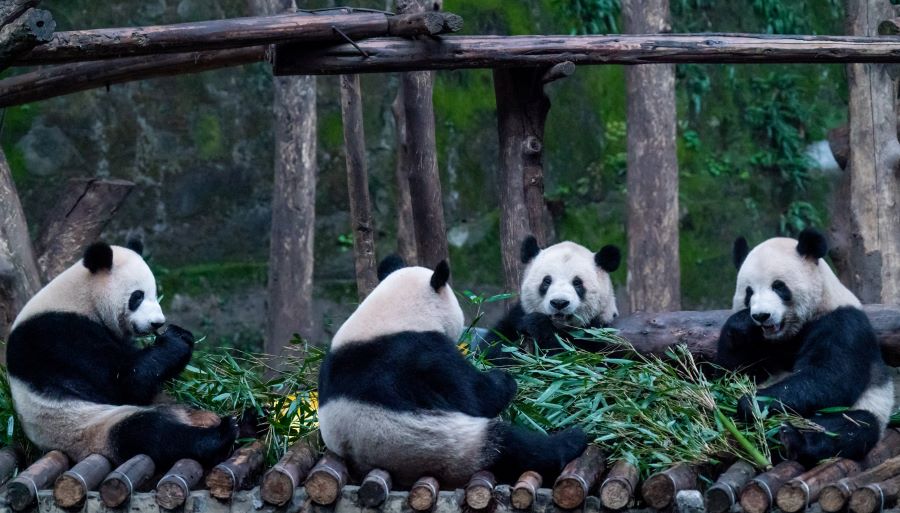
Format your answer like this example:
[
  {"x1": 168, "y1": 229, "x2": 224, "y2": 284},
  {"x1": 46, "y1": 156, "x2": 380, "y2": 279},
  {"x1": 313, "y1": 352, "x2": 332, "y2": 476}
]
[
  {"x1": 595, "y1": 245, "x2": 621, "y2": 273},
  {"x1": 430, "y1": 260, "x2": 450, "y2": 292},
  {"x1": 126, "y1": 237, "x2": 144, "y2": 256},
  {"x1": 83, "y1": 242, "x2": 113, "y2": 273},
  {"x1": 377, "y1": 254, "x2": 406, "y2": 281},
  {"x1": 521, "y1": 236, "x2": 540, "y2": 264},
  {"x1": 733, "y1": 237, "x2": 750, "y2": 270},
  {"x1": 797, "y1": 227, "x2": 828, "y2": 260}
]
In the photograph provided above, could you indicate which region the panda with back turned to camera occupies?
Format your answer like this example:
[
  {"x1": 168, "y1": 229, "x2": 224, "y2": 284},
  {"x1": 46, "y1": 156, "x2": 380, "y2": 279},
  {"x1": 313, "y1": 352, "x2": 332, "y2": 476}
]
[
  {"x1": 5, "y1": 241, "x2": 238, "y2": 467},
  {"x1": 481, "y1": 235, "x2": 621, "y2": 361},
  {"x1": 716, "y1": 227, "x2": 894, "y2": 466},
  {"x1": 316, "y1": 255, "x2": 587, "y2": 487}
]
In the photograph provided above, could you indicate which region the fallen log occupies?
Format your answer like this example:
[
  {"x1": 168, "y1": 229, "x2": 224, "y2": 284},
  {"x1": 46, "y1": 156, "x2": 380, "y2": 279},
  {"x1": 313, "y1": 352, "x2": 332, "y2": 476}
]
[
  {"x1": 511, "y1": 470, "x2": 542, "y2": 510},
  {"x1": 206, "y1": 440, "x2": 265, "y2": 500},
  {"x1": 6, "y1": 450, "x2": 69, "y2": 511},
  {"x1": 776, "y1": 458, "x2": 862, "y2": 513},
  {"x1": 705, "y1": 460, "x2": 756, "y2": 513},
  {"x1": 155, "y1": 458, "x2": 203, "y2": 510},
  {"x1": 408, "y1": 476, "x2": 440, "y2": 511},
  {"x1": 864, "y1": 429, "x2": 900, "y2": 468},
  {"x1": 0, "y1": 446, "x2": 20, "y2": 486},
  {"x1": 640, "y1": 463, "x2": 697, "y2": 510},
  {"x1": 99, "y1": 454, "x2": 155, "y2": 508},
  {"x1": 0, "y1": 8, "x2": 53, "y2": 71},
  {"x1": 305, "y1": 451, "x2": 349, "y2": 506},
  {"x1": 53, "y1": 453, "x2": 111, "y2": 509},
  {"x1": 16, "y1": 11, "x2": 463, "y2": 65},
  {"x1": 359, "y1": 469, "x2": 392, "y2": 508},
  {"x1": 0, "y1": 46, "x2": 266, "y2": 108},
  {"x1": 466, "y1": 470, "x2": 496, "y2": 510},
  {"x1": 260, "y1": 441, "x2": 317, "y2": 506},
  {"x1": 599, "y1": 460, "x2": 640, "y2": 510},
  {"x1": 850, "y1": 475, "x2": 900, "y2": 513},
  {"x1": 821, "y1": 455, "x2": 900, "y2": 512},
  {"x1": 739, "y1": 460, "x2": 805, "y2": 513},
  {"x1": 553, "y1": 445, "x2": 605, "y2": 509}
]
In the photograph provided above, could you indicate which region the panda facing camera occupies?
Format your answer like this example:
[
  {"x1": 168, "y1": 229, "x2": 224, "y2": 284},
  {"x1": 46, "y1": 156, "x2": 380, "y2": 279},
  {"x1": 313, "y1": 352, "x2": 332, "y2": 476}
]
[
  {"x1": 6, "y1": 241, "x2": 238, "y2": 467},
  {"x1": 717, "y1": 228, "x2": 894, "y2": 466}
]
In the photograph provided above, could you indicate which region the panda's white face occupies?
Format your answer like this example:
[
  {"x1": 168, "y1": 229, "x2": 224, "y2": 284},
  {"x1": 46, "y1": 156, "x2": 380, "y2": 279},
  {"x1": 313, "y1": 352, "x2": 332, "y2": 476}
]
[
  {"x1": 99, "y1": 247, "x2": 165, "y2": 336},
  {"x1": 733, "y1": 236, "x2": 860, "y2": 341},
  {"x1": 521, "y1": 242, "x2": 618, "y2": 328}
]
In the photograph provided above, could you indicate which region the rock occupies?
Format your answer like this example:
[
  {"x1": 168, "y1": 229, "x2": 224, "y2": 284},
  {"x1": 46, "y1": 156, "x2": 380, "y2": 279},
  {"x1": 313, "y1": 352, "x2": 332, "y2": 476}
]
[{"x1": 676, "y1": 490, "x2": 706, "y2": 513}]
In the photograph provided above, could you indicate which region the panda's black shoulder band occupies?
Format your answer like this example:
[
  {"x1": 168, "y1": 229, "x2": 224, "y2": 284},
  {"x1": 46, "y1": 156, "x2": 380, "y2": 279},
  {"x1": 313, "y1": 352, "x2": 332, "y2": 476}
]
[{"x1": 83, "y1": 242, "x2": 113, "y2": 273}]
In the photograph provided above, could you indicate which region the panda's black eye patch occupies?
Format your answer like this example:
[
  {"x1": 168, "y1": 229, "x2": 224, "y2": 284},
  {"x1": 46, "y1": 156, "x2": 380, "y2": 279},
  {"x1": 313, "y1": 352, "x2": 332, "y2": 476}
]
[
  {"x1": 128, "y1": 290, "x2": 145, "y2": 311},
  {"x1": 539, "y1": 275, "x2": 552, "y2": 296},
  {"x1": 772, "y1": 280, "x2": 792, "y2": 302},
  {"x1": 572, "y1": 277, "x2": 585, "y2": 299},
  {"x1": 744, "y1": 286, "x2": 753, "y2": 308}
]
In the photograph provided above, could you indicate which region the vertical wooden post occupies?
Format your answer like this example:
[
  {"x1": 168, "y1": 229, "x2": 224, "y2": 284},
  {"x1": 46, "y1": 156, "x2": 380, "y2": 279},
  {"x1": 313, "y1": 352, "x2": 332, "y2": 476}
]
[
  {"x1": 493, "y1": 63, "x2": 572, "y2": 294},
  {"x1": 397, "y1": 0, "x2": 449, "y2": 269},
  {"x1": 253, "y1": 0, "x2": 318, "y2": 354},
  {"x1": 0, "y1": 147, "x2": 40, "y2": 342},
  {"x1": 340, "y1": 74, "x2": 378, "y2": 299},
  {"x1": 831, "y1": 0, "x2": 900, "y2": 304},
  {"x1": 623, "y1": 0, "x2": 681, "y2": 313},
  {"x1": 392, "y1": 87, "x2": 418, "y2": 265}
]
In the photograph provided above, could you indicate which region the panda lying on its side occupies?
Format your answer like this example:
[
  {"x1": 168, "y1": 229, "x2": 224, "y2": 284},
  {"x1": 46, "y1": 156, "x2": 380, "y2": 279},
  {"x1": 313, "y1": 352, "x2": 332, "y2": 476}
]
[
  {"x1": 317, "y1": 255, "x2": 587, "y2": 487},
  {"x1": 482, "y1": 236, "x2": 621, "y2": 361},
  {"x1": 716, "y1": 228, "x2": 894, "y2": 466},
  {"x1": 6, "y1": 241, "x2": 237, "y2": 467}
]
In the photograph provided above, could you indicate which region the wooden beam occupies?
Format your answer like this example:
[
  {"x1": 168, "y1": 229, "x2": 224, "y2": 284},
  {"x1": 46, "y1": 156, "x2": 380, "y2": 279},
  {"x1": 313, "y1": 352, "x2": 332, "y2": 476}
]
[
  {"x1": 16, "y1": 11, "x2": 462, "y2": 65},
  {"x1": 273, "y1": 33, "x2": 900, "y2": 75},
  {"x1": 340, "y1": 73, "x2": 378, "y2": 299},
  {"x1": 0, "y1": 0, "x2": 38, "y2": 28},
  {"x1": 0, "y1": 7, "x2": 53, "y2": 71},
  {"x1": 0, "y1": 46, "x2": 266, "y2": 108}
]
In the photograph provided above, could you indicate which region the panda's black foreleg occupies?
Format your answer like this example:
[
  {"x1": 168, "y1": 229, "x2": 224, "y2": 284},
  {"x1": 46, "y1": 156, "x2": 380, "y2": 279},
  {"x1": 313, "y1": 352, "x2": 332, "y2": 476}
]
[
  {"x1": 778, "y1": 410, "x2": 881, "y2": 467},
  {"x1": 109, "y1": 409, "x2": 238, "y2": 468},
  {"x1": 519, "y1": 312, "x2": 567, "y2": 354},
  {"x1": 485, "y1": 421, "x2": 587, "y2": 484},
  {"x1": 123, "y1": 325, "x2": 195, "y2": 404}
]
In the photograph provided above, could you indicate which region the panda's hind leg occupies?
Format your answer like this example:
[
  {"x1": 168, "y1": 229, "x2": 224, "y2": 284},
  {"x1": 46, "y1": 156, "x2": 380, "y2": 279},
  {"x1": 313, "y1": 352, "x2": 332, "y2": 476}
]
[
  {"x1": 485, "y1": 421, "x2": 587, "y2": 484},
  {"x1": 109, "y1": 408, "x2": 238, "y2": 468},
  {"x1": 779, "y1": 410, "x2": 881, "y2": 466}
]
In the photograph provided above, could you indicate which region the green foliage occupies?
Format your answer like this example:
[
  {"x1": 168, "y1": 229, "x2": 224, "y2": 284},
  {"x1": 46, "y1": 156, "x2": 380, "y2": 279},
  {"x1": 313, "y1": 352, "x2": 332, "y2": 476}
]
[
  {"x1": 562, "y1": 0, "x2": 620, "y2": 34},
  {"x1": 192, "y1": 113, "x2": 225, "y2": 161},
  {"x1": 0, "y1": 363, "x2": 34, "y2": 458}
]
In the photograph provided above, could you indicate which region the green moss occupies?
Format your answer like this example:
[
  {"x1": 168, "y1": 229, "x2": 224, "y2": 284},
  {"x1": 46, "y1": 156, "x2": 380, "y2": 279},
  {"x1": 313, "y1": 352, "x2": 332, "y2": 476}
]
[
  {"x1": 192, "y1": 113, "x2": 225, "y2": 160},
  {"x1": 155, "y1": 261, "x2": 267, "y2": 304},
  {"x1": 319, "y1": 111, "x2": 344, "y2": 152}
]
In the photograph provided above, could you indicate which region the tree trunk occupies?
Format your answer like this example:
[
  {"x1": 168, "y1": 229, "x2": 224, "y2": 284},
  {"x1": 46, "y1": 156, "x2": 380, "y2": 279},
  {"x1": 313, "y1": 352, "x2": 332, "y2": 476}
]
[
  {"x1": 391, "y1": 88, "x2": 417, "y2": 264},
  {"x1": 0, "y1": 148, "x2": 40, "y2": 342},
  {"x1": 397, "y1": 0, "x2": 449, "y2": 270},
  {"x1": 831, "y1": 0, "x2": 900, "y2": 304},
  {"x1": 0, "y1": 7, "x2": 53, "y2": 72},
  {"x1": 623, "y1": 0, "x2": 680, "y2": 314},
  {"x1": 253, "y1": 0, "x2": 317, "y2": 354},
  {"x1": 340, "y1": 74, "x2": 378, "y2": 299}
]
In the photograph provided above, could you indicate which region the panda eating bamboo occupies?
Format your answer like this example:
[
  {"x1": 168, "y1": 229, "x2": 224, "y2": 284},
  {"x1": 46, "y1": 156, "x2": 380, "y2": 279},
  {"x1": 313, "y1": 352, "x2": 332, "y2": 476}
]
[{"x1": 716, "y1": 228, "x2": 894, "y2": 465}]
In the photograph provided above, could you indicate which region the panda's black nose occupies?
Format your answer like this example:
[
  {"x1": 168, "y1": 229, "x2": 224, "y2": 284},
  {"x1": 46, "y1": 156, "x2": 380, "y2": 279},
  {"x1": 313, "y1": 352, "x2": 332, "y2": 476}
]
[
  {"x1": 550, "y1": 299, "x2": 570, "y2": 311},
  {"x1": 751, "y1": 312, "x2": 771, "y2": 323},
  {"x1": 151, "y1": 321, "x2": 165, "y2": 331}
]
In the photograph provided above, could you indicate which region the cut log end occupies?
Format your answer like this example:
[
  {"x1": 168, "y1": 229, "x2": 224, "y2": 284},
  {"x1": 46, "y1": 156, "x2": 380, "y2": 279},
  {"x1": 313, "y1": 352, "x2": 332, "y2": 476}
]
[
  {"x1": 739, "y1": 482, "x2": 771, "y2": 513},
  {"x1": 156, "y1": 481, "x2": 190, "y2": 510},
  {"x1": 776, "y1": 482, "x2": 809, "y2": 513},
  {"x1": 466, "y1": 470, "x2": 496, "y2": 510},
  {"x1": 358, "y1": 469, "x2": 391, "y2": 508},
  {"x1": 819, "y1": 484, "x2": 850, "y2": 513},
  {"x1": 408, "y1": 476, "x2": 439, "y2": 512},
  {"x1": 849, "y1": 487, "x2": 882, "y2": 513},
  {"x1": 53, "y1": 473, "x2": 88, "y2": 508},
  {"x1": 553, "y1": 477, "x2": 589, "y2": 509},
  {"x1": 306, "y1": 472, "x2": 342, "y2": 505},
  {"x1": 205, "y1": 468, "x2": 235, "y2": 500},
  {"x1": 260, "y1": 470, "x2": 295, "y2": 506},
  {"x1": 641, "y1": 473, "x2": 675, "y2": 510},
  {"x1": 600, "y1": 480, "x2": 632, "y2": 510},
  {"x1": 705, "y1": 486, "x2": 734, "y2": 513},
  {"x1": 511, "y1": 471, "x2": 542, "y2": 510},
  {"x1": 99, "y1": 478, "x2": 130, "y2": 508}
]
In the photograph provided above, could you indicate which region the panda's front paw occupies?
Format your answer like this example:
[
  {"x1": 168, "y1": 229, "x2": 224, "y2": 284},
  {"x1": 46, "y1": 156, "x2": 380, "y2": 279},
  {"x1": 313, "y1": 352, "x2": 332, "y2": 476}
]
[
  {"x1": 521, "y1": 313, "x2": 557, "y2": 349},
  {"x1": 160, "y1": 324, "x2": 195, "y2": 349},
  {"x1": 488, "y1": 369, "x2": 517, "y2": 402},
  {"x1": 737, "y1": 394, "x2": 758, "y2": 422}
]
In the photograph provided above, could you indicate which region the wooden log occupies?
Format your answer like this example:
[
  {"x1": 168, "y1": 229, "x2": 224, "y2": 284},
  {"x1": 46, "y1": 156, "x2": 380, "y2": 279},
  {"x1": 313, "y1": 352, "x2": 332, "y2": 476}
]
[
  {"x1": 98, "y1": 454, "x2": 155, "y2": 508},
  {"x1": 776, "y1": 458, "x2": 862, "y2": 513},
  {"x1": 0, "y1": 46, "x2": 265, "y2": 108},
  {"x1": 0, "y1": 446, "x2": 20, "y2": 486},
  {"x1": 387, "y1": 12, "x2": 462, "y2": 37},
  {"x1": 599, "y1": 460, "x2": 639, "y2": 510},
  {"x1": 34, "y1": 177, "x2": 134, "y2": 282},
  {"x1": 511, "y1": 471, "x2": 542, "y2": 510},
  {"x1": 640, "y1": 463, "x2": 698, "y2": 510},
  {"x1": 6, "y1": 450, "x2": 69, "y2": 511},
  {"x1": 15, "y1": 11, "x2": 460, "y2": 65},
  {"x1": 705, "y1": 460, "x2": 756, "y2": 513},
  {"x1": 0, "y1": 8, "x2": 53, "y2": 71},
  {"x1": 398, "y1": 0, "x2": 449, "y2": 269},
  {"x1": 260, "y1": 441, "x2": 317, "y2": 506},
  {"x1": 739, "y1": 460, "x2": 805, "y2": 513},
  {"x1": 359, "y1": 469, "x2": 392, "y2": 508},
  {"x1": 155, "y1": 458, "x2": 203, "y2": 510},
  {"x1": 553, "y1": 445, "x2": 605, "y2": 509},
  {"x1": 864, "y1": 428, "x2": 900, "y2": 468},
  {"x1": 305, "y1": 452, "x2": 349, "y2": 506},
  {"x1": 340, "y1": 73, "x2": 378, "y2": 299},
  {"x1": 53, "y1": 453, "x2": 111, "y2": 509},
  {"x1": 850, "y1": 475, "x2": 900, "y2": 513},
  {"x1": 0, "y1": 0, "x2": 37, "y2": 28},
  {"x1": 408, "y1": 476, "x2": 440, "y2": 511},
  {"x1": 821, "y1": 453, "x2": 900, "y2": 512},
  {"x1": 466, "y1": 470, "x2": 496, "y2": 510},
  {"x1": 206, "y1": 440, "x2": 265, "y2": 500},
  {"x1": 391, "y1": 86, "x2": 417, "y2": 264}
]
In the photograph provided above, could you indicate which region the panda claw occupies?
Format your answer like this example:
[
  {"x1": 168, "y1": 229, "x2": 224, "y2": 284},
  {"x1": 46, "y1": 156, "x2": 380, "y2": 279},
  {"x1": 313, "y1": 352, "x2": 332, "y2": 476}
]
[{"x1": 779, "y1": 423, "x2": 804, "y2": 461}]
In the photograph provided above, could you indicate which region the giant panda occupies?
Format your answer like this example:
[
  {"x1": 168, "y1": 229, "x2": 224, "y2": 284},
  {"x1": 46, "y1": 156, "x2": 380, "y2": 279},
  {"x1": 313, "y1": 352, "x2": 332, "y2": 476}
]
[
  {"x1": 5, "y1": 241, "x2": 238, "y2": 467},
  {"x1": 716, "y1": 228, "x2": 894, "y2": 465},
  {"x1": 483, "y1": 235, "x2": 621, "y2": 359},
  {"x1": 317, "y1": 255, "x2": 587, "y2": 487}
]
